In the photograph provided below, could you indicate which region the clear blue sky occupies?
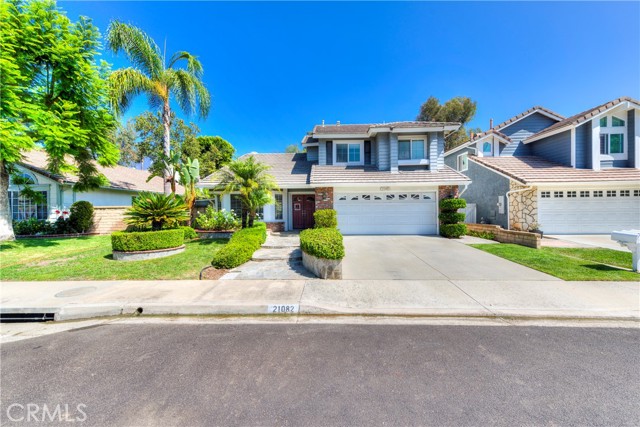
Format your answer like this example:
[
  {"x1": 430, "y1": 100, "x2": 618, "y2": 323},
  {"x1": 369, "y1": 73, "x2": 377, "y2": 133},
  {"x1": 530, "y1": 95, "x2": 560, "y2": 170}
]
[{"x1": 61, "y1": 1, "x2": 640, "y2": 156}]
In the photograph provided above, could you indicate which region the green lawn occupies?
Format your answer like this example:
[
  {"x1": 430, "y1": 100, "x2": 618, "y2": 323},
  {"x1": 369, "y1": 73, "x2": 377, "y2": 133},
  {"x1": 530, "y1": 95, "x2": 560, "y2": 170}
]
[
  {"x1": 0, "y1": 236, "x2": 226, "y2": 281},
  {"x1": 471, "y1": 244, "x2": 637, "y2": 281}
]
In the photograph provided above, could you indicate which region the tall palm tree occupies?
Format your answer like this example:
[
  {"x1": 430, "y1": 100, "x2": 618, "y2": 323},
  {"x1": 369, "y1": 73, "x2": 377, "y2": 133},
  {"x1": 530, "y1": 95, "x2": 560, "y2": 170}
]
[
  {"x1": 216, "y1": 156, "x2": 277, "y2": 228},
  {"x1": 106, "y1": 21, "x2": 211, "y2": 194}
]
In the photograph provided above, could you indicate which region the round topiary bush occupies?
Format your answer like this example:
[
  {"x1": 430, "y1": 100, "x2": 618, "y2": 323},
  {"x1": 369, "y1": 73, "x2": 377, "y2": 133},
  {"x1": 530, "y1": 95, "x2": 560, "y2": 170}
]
[
  {"x1": 439, "y1": 197, "x2": 467, "y2": 238},
  {"x1": 69, "y1": 201, "x2": 94, "y2": 233}
]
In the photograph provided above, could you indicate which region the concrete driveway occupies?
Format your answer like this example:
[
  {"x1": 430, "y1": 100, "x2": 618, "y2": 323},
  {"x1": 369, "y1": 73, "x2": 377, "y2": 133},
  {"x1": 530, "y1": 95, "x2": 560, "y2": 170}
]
[{"x1": 342, "y1": 236, "x2": 558, "y2": 281}]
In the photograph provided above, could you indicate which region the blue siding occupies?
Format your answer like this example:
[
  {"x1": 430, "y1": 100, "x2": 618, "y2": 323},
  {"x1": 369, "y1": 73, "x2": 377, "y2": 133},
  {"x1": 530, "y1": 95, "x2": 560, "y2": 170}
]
[
  {"x1": 389, "y1": 133, "x2": 398, "y2": 171},
  {"x1": 500, "y1": 112, "x2": 558, "y2": 142},
  {"x1": 306, "y1": 146, "x2": 318, "y2": 162},
  {"x1": 462, "y1": 160, "x2": 510, "y2": 228},
  {"x1": 629, "y1": 109, "x2": 636, "y2": 168},
  {"x1": 530, "y1": 130, "x2": 572, "y2": 166},
  {"x1": 575, "y1": 121, "x2": 591, "y2": 168},
  {"x1": 377, "y1": 133, "x2": 390, "y2": 170},
  {"x1": 444, "y1": 146, "x2": 475, "y2": 170},
  {"x1": 318, "y1": 141, "x2": 326, "y2": 165}
]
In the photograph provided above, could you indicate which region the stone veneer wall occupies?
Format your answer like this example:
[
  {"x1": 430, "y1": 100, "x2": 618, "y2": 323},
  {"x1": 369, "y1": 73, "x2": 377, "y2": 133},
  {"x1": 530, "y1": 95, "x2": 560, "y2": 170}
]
[
  {"x1": 508, "y1": 182, "x2": 538, "y2": 231},
  {"x1": 467, "y1": 223, "x2": 541, "y2": 249},
  {"x1": 438, "y1": 185, "x2": 459, "y2": 200},
  {"x1": 315, "y1": 187, "x2": 334, "y2": 210},
  {"x1": 90, "y1": 206, "x2": 129, "y2": 234}
]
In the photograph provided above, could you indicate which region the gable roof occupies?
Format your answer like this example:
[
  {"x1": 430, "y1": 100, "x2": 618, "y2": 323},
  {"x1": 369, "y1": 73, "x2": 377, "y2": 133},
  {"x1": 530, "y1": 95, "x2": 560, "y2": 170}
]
[
  {"x1": 311, "y1": 121, "x2": 460, "y2": 136},
  {"x1": 470, "y1": 155, "x2": 640, "y2": 185},
  {"x1": 19, "y1": 149, "x2": 173, "y2": 193},
  {"x1": 310, "y1": 165, "x2": 470, "y2": 185},
  {"x1": 492, "y1": 106, "x2": 564, "y2": 131},
  {"x1": 200, "y1": 153, "x2": 313, "y2": 187},
  {"x1": 444, "y1": 129, "x2": 512, "y2": 157},
  {"x1": 524, "y1": 96, "x2": 640, "y2": 143}
]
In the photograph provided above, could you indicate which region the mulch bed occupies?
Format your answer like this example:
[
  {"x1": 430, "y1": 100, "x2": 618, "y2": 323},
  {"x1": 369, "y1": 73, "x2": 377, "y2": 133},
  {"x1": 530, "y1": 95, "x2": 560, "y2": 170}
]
[{"x1": 200, "y1": 266, "x2": 228, "y2": 280}]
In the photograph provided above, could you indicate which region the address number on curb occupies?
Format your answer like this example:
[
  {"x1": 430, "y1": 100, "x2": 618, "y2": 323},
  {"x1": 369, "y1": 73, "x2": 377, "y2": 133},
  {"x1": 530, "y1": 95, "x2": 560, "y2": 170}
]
[{"x1": 268, "y1": 304, "x2": 299, "y2": 314}]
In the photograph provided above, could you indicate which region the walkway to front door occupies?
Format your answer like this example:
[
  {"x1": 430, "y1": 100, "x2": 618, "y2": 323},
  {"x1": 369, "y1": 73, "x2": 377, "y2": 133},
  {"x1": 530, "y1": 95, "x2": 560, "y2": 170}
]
[{"x1": 292, "y1": 194, "x2": 315, "y2": 229}]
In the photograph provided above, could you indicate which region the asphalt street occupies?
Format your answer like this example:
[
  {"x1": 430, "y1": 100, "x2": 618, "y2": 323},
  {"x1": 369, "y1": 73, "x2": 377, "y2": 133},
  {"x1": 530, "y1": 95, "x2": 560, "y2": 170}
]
[{"x1": 1, "y1": 323, "x2": 639, "y2": 426}]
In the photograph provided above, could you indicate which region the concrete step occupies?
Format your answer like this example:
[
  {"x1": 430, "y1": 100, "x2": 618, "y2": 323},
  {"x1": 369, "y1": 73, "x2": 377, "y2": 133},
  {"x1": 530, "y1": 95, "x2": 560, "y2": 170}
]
[
  {"x1": 262, "y1": 237, "x2": 300, "y2": 249},
  {"x1": 252, "y1": 248, "x2": 302, "y2": 262}
]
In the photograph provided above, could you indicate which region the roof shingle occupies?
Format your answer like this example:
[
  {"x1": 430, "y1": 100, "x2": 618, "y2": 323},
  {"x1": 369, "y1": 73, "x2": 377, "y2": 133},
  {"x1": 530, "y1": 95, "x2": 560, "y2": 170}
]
[
  {"x1": 310, "y1": 165, "x2": 470, "y2": 185},
  {"x1": 312, "y1": 121, "x2": 460, "y2": 135},
  {"x1": 20, "y1": 150, "x2": 173, "y2": 193},
  {"x1": 470, "y1": 155, "x2": 640, "y2": 185}
]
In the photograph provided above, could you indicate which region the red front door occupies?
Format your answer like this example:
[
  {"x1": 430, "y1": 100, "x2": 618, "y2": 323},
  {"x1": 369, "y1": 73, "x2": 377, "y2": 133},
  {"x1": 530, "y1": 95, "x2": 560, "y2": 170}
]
[{"x1": 292, "y1": 194, "x2": 316, "y2": 229}]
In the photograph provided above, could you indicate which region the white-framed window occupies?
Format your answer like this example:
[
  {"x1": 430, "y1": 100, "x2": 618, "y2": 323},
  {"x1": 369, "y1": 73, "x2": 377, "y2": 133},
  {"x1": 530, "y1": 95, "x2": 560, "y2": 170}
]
[
  {"x1": 554, "y1": 191, "x2": 563, "y2": 198},
  {"x1": 607, "y1": 190, "x2": 616, "y2": 197},
  {"x1": 580, "y1": 191, "x2": 590, "y2": 198},
  {"x1": 9, "y1": 190, "x2": 48, "y2": 220},
  {"x1": 398, "y1": 139, "x2": 426, "y2": 161},
  {"x1": 541, "y1": 191, "x2": 550, "y2": 198},
  {"x1": 334, "y1": 141, "x2": 363, "y2": 165},
  {"x1": 599, "y1": 114, "x2": 627, "y2": 159},
  {"x1": 634, "y1": 190, "x2": 640, "y2": 197},
  {"x1": 457, "y1": 153, "x2": 468, "y2": 171},
  {"x1": 620, "y1": 190, "x2": 630, "y2": 197},
  {"x1": 482, "y1": 142, "x2": 492, "y2": 156},
  {"x1": 230, "y1": 194, "x2": 243, "y2": 215},
  {"x1": 594, "y1": 190, "x2": 603, "y2": 197},
  {"x1": 274, "y1": 193, "x2": 283, "y2": 220},
  {"x1": 567, "y1": 191, "x2": 577, "y2": 198}
]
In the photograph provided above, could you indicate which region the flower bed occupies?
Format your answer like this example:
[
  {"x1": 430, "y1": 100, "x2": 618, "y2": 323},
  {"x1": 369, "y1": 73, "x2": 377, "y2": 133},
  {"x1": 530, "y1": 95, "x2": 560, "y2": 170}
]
[{"x1": 211, "y1": 223, "x2": 267, "y2": 269}]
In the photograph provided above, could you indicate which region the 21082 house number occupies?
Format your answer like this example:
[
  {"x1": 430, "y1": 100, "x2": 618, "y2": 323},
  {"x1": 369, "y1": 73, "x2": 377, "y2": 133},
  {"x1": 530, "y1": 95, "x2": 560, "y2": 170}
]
[{"x1": 268, "y1": 304, "x2": 299, "y2": 314}]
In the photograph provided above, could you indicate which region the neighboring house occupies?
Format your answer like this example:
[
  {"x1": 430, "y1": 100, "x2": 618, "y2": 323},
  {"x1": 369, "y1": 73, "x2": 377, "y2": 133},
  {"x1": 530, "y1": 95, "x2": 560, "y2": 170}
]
[
  {"x1": 9, "y1": 149, "x2": 174, "y2": 233},
  {"x1": 199, "y1": 121, "x2": 470, "y2": 235},
  {"x1": 444, "y1": 97, "x2": 640, "y2": 234}
]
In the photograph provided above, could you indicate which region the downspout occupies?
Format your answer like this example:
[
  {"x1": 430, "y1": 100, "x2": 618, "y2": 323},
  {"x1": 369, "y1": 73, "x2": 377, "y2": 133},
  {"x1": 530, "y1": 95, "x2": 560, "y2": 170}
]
[
  {"x1": 505, "y1": 184, "x2": 533, "y2": 230},
  {"x1": 458, "y1": 183, "x2": 469, "y2": 197}
]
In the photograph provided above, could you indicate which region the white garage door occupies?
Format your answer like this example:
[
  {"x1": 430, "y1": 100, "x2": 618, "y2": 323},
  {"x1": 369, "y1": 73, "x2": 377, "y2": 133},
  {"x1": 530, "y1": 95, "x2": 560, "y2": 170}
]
[
  {"x1": 334, "y1": 191, "x2": 437, "y2": 235},
  {"x1": 538, "y1": 189, "x2": 640, "y2": 234}
]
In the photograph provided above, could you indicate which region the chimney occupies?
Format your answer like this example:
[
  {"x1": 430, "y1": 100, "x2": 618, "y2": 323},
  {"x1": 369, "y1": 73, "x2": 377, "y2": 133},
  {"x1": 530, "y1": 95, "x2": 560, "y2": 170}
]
[
  {"x1": 490, "y1": 118, "x2": 494, "y2": 129},
  {"x1": 336, "y1": 120, "x2": 340, "y2": 126},
  {"x1": 322, "y1": 119, "x2": 325, "y2": 127}
]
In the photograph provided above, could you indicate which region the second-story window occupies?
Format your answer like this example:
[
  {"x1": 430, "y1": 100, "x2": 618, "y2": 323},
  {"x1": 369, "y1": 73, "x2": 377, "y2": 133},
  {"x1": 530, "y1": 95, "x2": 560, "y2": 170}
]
[
  {"x1": 335, "y1": 143, "x2": 362, "y2": 164},
  {"x1": 398, "y1": 139, "x2": 425, "y2": 160}
]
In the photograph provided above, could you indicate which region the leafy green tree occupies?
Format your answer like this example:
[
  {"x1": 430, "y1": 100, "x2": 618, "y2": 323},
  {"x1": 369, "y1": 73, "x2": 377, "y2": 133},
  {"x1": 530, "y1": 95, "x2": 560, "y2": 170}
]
[
  {"x1": 0, "y1": 0, "x2": 118, "y2": 241},
  {"x1": 112, "y1": 119, "x2": 140, "y2": 167},
  {"x1": 106, "y1": 21, "x2": 211, "y2": 195},
  {"x1": 417, "y1": 96, "x2": 478, "y2": 151},
  {"x1": 187, "y1": 136, "x2": 235, "y2": 178},
  {"x1": 216, "y1": 156, "x2": 278, "y2": 228},
  {"x1": 285, "y1": 144, "x2": 300, "y2": 153},
  {"x1": 134, "y1": 111, "x2": 200, "y2": 180},
  {"x1": 178, "y1": 157, "x2": 200, "y2": 214}
]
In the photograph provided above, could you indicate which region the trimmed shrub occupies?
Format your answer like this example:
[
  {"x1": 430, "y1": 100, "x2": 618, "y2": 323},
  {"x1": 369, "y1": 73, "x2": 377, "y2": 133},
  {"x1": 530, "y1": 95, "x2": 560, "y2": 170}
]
[
  {"x1": 111, "y1": 229, "x2": 185, "y2": 252},
  {"x1": 211, "y1": 222, "x2": 267, "y2": 269},
  {"x1": 13, "y1": 218, "x2": 54, "y2": 236},
  {"x1": 180, "y1": 226, "x2": 198, "y2": 240},
  {"x1": 440, "y1": 224, "x2": 467, "y2": 239},
  {"x1": 69, "y1": 201, "x2": 94, "y2": 233},
  {"x1": 53, "y1": 216, "x2": 76, "y2": 234},
  {"x1": 314, "y1": 209, "x2": 338, "y2": 228},
  {"x1": 467, "y1": 230, "x2": 495, "y2": 240},
  {"x1": 439, "y1": 197, "x2": 467, "y2": 238},
  {"x1": 300, "y1": 228, "x2": 345, "y2": 260},
  {"x1": 438, "y1": 212, "x2": 466, "y2": 224},
  {"x1": 439, "y1": 198, "x2": 467, "y2": 211}
]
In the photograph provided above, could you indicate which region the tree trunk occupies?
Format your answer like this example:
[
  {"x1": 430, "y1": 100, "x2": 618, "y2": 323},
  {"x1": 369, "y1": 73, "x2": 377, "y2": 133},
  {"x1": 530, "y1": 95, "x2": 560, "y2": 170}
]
[
  {"x1": 248, "y1": 209, "x2": 255, "y2": 228},
  {"x1": 241, "y1": 208, "x2": 247, "y2": 229},
  {"x1": 162, "y1": 100, "x2": 172, "y2": 195},
  {"x1": 0, "y1": 161, "x2": 15, "y2": 241}
]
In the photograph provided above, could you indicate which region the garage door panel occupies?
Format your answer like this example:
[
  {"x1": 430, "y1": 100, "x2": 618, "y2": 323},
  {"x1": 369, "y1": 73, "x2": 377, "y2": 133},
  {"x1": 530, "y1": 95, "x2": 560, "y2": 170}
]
[
  {"x1": 335, "y1": 191, "x2": 437, "y2": 235},
  {"x1": 539, "y1": 190, "x2": 640, "y2": 234}
]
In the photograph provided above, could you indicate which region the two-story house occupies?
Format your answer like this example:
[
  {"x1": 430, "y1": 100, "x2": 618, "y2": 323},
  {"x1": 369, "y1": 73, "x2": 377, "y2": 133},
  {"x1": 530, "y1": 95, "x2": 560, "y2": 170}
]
[
  {"x1": 444, "y1": 97, "x2": 640, "y2": 234},
  {"x1": 200, "y1": 121, "x2": 470, "y2": 234}
]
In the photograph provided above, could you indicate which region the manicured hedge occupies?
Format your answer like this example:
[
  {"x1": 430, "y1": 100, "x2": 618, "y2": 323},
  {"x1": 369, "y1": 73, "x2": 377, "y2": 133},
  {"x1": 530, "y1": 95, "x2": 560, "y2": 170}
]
[
  {"x1": 180, "y1": 226, "x2": 198, "y2": 240},
  {"x1": 440, "y1": 198, "x2": 467, "y2": 211},
  {"x1": 314, "y1": 209, "x2": 338, "y2": 228},
  {"x1": 438, "y1": 212, "x2": 466, "y2": 224},
  {"x1": 111, "y1": 229, "x2": 184, "y2": 252},
  {"x1": 439, "y1": 197, "x2": 468, "y2": 238},
  {"x1": 300, "y1": 228, "x2": 345, "y2": 260},
  {"x1": 440, "y1": 224, "x2": 467, "y2": 239},
  {"x1": 211, "y1": 222, "x2": 267, "y2": 269}
]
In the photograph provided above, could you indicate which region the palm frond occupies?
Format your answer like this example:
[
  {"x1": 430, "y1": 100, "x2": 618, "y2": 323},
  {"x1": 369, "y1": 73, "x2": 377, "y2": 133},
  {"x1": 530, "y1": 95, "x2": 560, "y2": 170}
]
[
  {"x1": 106, "y1": 21, "x2": 164, "y2": 79},
  {"x1": 168, "y1": 51, "x2": 203, "y2": 78},
  {"x1": 107, "y1": 68, "x2": 154, "y2": 116}
]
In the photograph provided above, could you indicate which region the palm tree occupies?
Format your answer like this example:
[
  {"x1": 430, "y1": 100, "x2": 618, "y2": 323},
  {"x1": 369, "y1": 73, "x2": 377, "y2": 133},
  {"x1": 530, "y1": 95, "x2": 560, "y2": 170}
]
[
  {"x1": 106, "y1": 21, "x2": 211, "y2": 194},
  {"x1": 216, "y1": 156, "x2": 277, "y2": 228}
]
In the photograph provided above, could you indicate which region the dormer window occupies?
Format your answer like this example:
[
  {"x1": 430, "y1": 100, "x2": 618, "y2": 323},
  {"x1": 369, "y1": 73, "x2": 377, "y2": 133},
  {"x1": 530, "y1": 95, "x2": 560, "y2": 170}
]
[
  {"x1": 482, "y1": 142, "x2": 493, "y2": 156},
  {"x1": 334, "y1": 141, "x2": 363, "y2": 165},
  {"x1": 598, "y1": 113, "x2": 627, "y2": 160}
]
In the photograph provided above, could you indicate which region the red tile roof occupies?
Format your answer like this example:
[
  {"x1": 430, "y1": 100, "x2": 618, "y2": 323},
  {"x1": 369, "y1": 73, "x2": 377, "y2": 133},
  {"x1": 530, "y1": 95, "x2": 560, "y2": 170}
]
[{"x1": 470, "y1": 155, "x2": 640, "y2": 185}]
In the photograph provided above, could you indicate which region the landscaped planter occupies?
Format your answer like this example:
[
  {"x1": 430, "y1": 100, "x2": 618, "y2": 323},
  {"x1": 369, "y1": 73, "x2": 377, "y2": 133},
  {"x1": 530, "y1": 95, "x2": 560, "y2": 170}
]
[
  {"x1": 16, "y1": 232, "x2": 99, "y2": 239},
  {"x1": 195, "y1": 230, "x2": 235, "y2": 239},
  {"x1": 302, "y1": 251, "x2": 342, "y2": 279},
  {"x1": 112, "y1": 245, "x2": 186, "y2": 261}
]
